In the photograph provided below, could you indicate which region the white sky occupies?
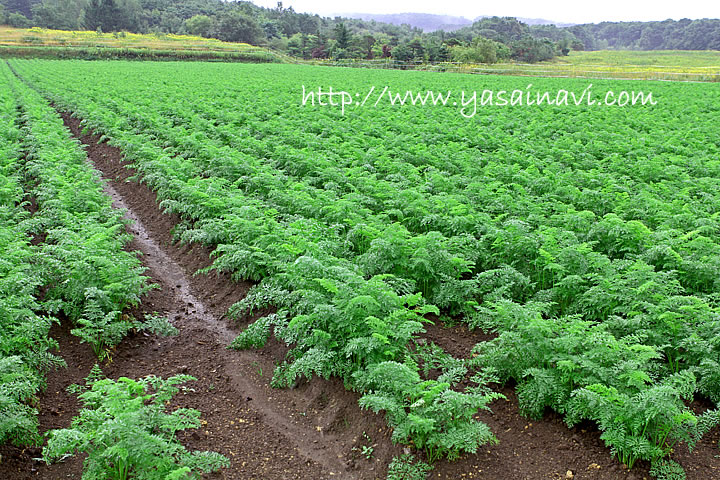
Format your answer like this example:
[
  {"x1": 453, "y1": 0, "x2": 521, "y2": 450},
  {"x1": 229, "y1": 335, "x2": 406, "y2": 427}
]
[{"x1": 251, "y1": 0, "x2": 720, "y2": 24}]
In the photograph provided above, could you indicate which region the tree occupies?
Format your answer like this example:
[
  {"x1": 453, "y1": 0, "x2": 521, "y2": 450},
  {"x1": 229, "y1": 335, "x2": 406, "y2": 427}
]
[
  {"x1": 362, "y1": 34, "x2": 375, "y2": 59},
  {"x1": 334, "y1": 22, "x2": 350, "y2": 49},
  {"x1": 184, "y1": 14, "x2": 213, "y2": 37},
  {"x1": 83, "y1": 0, "x2": 111, "y2": 31},
  {"x1": 391, "y1": 43, "x2": 412, "y2": 62},
  {"x1": 510, "y1": 36, "x2": 555, "y2": 62},
  {"x1": 311, "y1": 43, "x2": 327, "y2": 59},
  {"x1": 287, "y1": 32, "x2": 311, "y2": 58},
  {"x1": 83, "y1": 0, "x2": 139, "y2": 32},
  {"x1": 261, "y1": 20, "x2": 280, "y2": 39},
  {"x1": 369, "y1": 32, "x2": 390, "y2": 58},
  {"x1": 469, "y1": 17, "x2": 528, "y2": 43},
  {"x1": 557, "y1": 37, "x2": 571, "y2": 56},
  {"x1": 6, "y1": 11, "x2": 33, "y2": 26},
  {"x1": 296, "y1": 13, "x2": 319, "y2": 34},
  {"x1": 424, "y1": 38, "x2": 449, "y2": 62},
  {"x1": 450, "y1": 37, "x2": 505, "y2": 64},
  {"x1": 407, "y1": 37, "x2": 424, "y2": 61},
  {"x1": 211, "y1": 11, "x2": 264, "y2": 44},
  {"x1": 570, "y1": 39, "x2": 584, "y2": 51},
  {"x1": 32, "y1": 0, "x2": 85, "y2": 30},
  {"x1": 2, "y1": 0, "x2": 38, "y2": 17}
]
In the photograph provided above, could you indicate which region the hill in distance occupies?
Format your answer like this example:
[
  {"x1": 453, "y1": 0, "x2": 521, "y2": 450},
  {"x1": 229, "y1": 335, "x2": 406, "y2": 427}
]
[
  {"x1": 510, "y1": 17, "x2": 576, "y2": 27},
  {"x1": 341, "y1": 12, "x2": 574, "y2": 32}
]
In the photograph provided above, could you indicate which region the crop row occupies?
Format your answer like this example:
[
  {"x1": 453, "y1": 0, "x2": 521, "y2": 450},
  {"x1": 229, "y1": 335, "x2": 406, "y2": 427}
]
[
  {"x1": 0, "y1": 63, "x2": 58, "y2": 446},
  {"x1": 0, "y1": 61, "x2": 150, "y2": 447},
  {"x1": 11, "y1": 60, "x2": 720, "y2": 473}
]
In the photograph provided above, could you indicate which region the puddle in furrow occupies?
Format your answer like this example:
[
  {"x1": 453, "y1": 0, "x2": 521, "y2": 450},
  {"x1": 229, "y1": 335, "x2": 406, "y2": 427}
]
[{"x1": 98, "y1": 175, "x2": 236, "y2": 344}]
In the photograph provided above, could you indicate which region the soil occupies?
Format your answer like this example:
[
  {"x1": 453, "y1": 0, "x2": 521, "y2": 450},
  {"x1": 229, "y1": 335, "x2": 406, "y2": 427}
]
[{"x1": 1, "y1": 111, "x2": 718, "y2": 480}]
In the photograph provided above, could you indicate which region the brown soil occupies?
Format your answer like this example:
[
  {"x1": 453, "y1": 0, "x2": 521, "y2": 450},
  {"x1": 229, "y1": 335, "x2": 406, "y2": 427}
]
[{"x1": 1, "y1": 111, "x2": 718, "y2": 480}]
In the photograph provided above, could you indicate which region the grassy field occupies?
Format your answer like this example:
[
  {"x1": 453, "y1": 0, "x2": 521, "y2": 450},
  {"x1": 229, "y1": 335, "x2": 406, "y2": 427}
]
[
  {"x1": 330, "y1": 49, "x2": 720, "y2": 82},
  {"x1": 0, "y1": 26, "x2": 282, "y2": 62},
  {"x1": 465, "y1": 50, "x2": 720, "y2": 81},
  {"x1": 560, "y1": 49, "x2": 720, "y2": 68},
  {"x1": 0, "y1": 26, "x2": 263, "y2": 51},
  {"x1": 537, "y1": 49, "x2": 720, "y2": 81}
]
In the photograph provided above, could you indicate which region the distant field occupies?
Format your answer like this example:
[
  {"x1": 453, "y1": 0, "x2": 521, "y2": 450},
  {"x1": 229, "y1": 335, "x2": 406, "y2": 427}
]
[
  {"x1": 0, "y1": 26, "x2": 260, "y2": 51},
  {"x1": 463, "y1": 50, "x2": 720, "y2": 81},
  {"x1": 0, "y1": 26, "x2": 282, "y2": 62},
  {"x1": 413, "y1": 50, "x2": 720, "y2": 82},
  {"x1": 561, "y1": 49, "x2": 720, "y2": 68},
  {"x1": 331, "y1": 49, "x2": 720, "y2": 82}
]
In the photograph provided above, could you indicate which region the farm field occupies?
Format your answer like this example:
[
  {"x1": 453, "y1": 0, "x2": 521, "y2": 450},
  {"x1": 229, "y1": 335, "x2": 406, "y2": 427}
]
[
  {"x1": 0, "y1": 26, "x2": 281, "y2": 62},
  {"x1": 1, "y1": 59, "x2": 720, "y2": 479},
  {"x1": 533, "y1": 50, "x2": 720, "y2": 82},
  {"x1": 325, "y1": 49, "x2": 720, "y2": 82},
  {"x1": 557, "y1": 50, "x2": 720, "y2": 68}
]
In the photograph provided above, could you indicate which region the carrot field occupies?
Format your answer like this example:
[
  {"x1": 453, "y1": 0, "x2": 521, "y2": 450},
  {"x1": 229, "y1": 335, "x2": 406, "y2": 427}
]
[{"x1": 1, "y1": 59, "x2": 720, "y2": 479}]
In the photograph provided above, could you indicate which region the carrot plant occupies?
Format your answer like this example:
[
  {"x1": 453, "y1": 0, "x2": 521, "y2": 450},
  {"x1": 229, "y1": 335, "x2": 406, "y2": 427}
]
[{"x1": 44, "y1": 367, "x2": 229, "y2": 480}]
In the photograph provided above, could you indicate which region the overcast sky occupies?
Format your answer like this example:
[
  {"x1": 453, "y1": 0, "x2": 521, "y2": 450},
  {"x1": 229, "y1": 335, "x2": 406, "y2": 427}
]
[{"x1": 251, "y1": 0, "x2": 720, "y2": 24}]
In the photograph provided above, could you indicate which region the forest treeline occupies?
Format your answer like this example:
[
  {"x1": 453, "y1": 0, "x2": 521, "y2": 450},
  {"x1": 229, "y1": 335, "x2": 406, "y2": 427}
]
[{"x1": 1, "y1": 0, "x2": 719, "y2": 63}]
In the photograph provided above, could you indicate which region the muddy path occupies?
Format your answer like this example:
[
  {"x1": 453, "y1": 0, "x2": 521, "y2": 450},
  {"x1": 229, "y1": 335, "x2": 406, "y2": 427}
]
[{"x1": 2, "y1": 109, "x2": 718, "y2": 480}]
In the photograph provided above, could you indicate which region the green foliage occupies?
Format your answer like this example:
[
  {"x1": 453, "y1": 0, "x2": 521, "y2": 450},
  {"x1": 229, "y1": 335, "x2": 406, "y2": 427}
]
[
  {"x1": 0, "y1": 61, "x2": 150, "y2": 446},
  {"x1": 473, "y1": 305, "x2": 703, "y2": 469},
  {"x1": 32, "y1": 0, "x2": 85, "y2": 30},
  {"x1": 386, "y1": 454, "x2": 433, "y2": 480},
  {"x1": 688, "y1": 409, "x2": 720, "y2": 452},
  {"x1": 70, "y1": 288, "x2": 132, "y2": 359},
  {"x1": 184, "y1": 15, "x2": 213, "y2": 37},
  {"x1": 0, "y1": 66, "x2": 65, "y2": 446},
  {"x1": 0, "y1": 356, "x2": 42, "y2": 445},
  {"x1": 140, "y1": 313, "x2": 179, "y2": 337},
  {"x1": 449, "y1": 37, "x2": 508, "y2": 64},
  {"x1": 412, "y1": 341, "x2": 467, "y2": 387},
  {"x1": 72, "y1": 308, "x2": 178, "y2": 360},
  {"x1": 83, "y1": 0, "x2": 140, "y2": 33},
  {"x1": 358, "y1": 361, "x2": 501, "y2": 462},
  {"x1": 229, "y1": 311, "x2": 286, "y2": 349},
  {"x1": 564, "y1": 372, "x2": 697, "y2": 469},
  {"x1": 566, "y1": 19, "x2": 720, "y2": 51},
  {"x1": 210, "y1": 11, "x2": 263, "y2": 44},
  {"x1": 43, "y1": 370, "x2": 230, "y2": 480},
  {"x1": 649, "y1": 459, "x2": 687, "y2": 480},
  {"x1": 475, "y1": 311, "x2": 666, "y2": 418}
]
